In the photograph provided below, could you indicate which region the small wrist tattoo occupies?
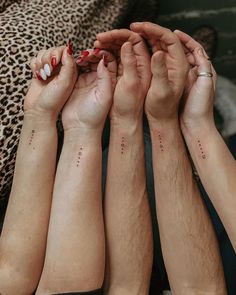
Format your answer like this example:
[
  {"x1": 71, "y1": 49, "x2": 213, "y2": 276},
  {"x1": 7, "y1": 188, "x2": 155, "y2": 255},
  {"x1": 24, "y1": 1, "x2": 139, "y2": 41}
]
[
  {"x1": 76, "y1": 146, "x2": 83, "y2": 167},
  {"x1": 28, "y1": 129, "x2": 35, "y2": 149},
  {"x1": 158, "y1": 132, "x2": 164, "y2": 152},
  {"x1": 121, "y1": 136, "x2": 125, "y2": 155},
  {"x1": 197, "y1": 139, "x2": 206, "y2": 159}
]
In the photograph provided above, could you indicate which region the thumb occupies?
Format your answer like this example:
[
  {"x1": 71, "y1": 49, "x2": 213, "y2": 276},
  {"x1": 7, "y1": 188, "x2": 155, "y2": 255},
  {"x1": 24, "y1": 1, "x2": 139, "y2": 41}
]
[
  {"x1": 59, "y1": 45, "x2": 78, "y2": 84},
  {"x1": 150, "y1": 51, "x2": 169, "y2": 92},
  {"x1": 121, "y1": 42, "x2": 139, "y2": 82},
  {"x1": 97, "y1": 56, "x2": 112, "y2": 99}
]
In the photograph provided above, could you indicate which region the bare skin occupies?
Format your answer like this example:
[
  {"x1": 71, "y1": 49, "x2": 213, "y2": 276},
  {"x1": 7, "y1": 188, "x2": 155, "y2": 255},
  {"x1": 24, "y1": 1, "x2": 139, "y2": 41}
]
[
  {"x1": 0, "y1": 45, "x2": 77, "y2": 294},
  {"x1": 130, "y1": 22, "x2": 226, "y2": 294},
  {"x1": 96, "y1": 24, "x2": 226, "y2": 293},
  {"x1": 95, "y1": 31, "x2": 153, "y2": 295},
  {"x1": 175, "y1": 29, "x2": 236, "y2": 252},
  {"x1": 36, "y1": 49, "x2": 117, "y2": 294}
]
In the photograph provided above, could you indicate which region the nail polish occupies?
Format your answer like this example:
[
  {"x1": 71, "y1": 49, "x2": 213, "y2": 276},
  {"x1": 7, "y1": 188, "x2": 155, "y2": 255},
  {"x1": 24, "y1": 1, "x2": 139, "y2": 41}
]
[
  {"x1": 51, "y1": 57, "x2": 57, "y2": 68},
  {"x1": 40, "y1": 69, "x2": 47, "y2": 81},
  {"x1": 103, "y1": 55, "x2": 108, "y2": 67},
  {"x1": 67, "y1": 41, "x2": 73, "y2": 55},
  {"x1": 44, "y1": 64, "x2": 51, "y2": 77},
  {"x1": 36, "y1": 71, "x2": 43, "y2": 81},
  {"x1": 81, "y1": 50, "x2": 89, "y2": 57},
  {"x1": 93, "y1": 48, "x2": 101, "y2": 55},
  {"x1": 76, "y1": 56, "x2": 83, "y2": 64}
]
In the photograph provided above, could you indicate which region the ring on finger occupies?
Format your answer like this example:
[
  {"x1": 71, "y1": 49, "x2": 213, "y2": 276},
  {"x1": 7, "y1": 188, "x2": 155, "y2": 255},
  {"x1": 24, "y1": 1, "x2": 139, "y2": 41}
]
[{"x1": 197, "y1": 72, "x2": 213, "y2": 78}]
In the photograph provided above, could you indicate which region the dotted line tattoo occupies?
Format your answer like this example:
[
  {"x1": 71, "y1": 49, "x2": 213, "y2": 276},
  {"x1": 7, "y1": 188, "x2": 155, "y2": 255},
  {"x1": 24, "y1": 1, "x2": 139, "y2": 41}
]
[
  {"x1": 158, "y1": 133, "x2": 164, "y2": 152},
  {"x1": 29, "y1": 130, "x2": 35, "y2": 149},
  {"x1": 76, "y1": 146, "x2": 83, "y2": 167},
  {"x1": 121, "y1": 137, "x2": 125, "y2": 155},
  {"x1": 197, "y1": 139, "x2": 206, "y2": 159}
]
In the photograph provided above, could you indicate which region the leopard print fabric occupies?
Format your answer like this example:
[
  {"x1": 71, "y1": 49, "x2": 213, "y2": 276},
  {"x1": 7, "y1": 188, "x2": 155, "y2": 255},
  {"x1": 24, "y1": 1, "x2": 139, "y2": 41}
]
[{"x1": 0, "y1": 0, "x2": 133, "y2": 208}]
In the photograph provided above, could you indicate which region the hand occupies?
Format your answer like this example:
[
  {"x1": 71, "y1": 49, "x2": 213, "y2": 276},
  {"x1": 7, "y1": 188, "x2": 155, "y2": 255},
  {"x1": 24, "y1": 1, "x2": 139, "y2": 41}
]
[
  {"x1": 174, "y1": 30, "x2": 217, "y2": 130},
  {"x1": 130, "y1": 22, "x2": 189, "y2": 123},
  {"x1": 26, "y1": 45, "x2": 77, "y2": 120},
  {"x1": 62, "y1": 50, "x2": 117, "y2": 133},
  {"x1": 95, "y1": 29, "x2": 151, "y2": 123}
]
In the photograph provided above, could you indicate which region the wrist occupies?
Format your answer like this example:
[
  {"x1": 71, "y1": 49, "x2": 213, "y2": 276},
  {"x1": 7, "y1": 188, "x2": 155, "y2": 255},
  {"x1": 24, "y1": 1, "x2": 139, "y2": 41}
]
[
  {"x1": 181, "y1": 117, "x2": 216, "y2": 137},
  {"x1": 23, "y1": 112, "x2": 57, "y2": 132},
  {"x1": 148, "y1": 117, "x2": 180, "y2": 131},
  {"x1": 63, "y1": 128, "x2": 102, "y2": 146},
  {"x1": 110, "y1": 116, "x2": 143, "y2": 136}
]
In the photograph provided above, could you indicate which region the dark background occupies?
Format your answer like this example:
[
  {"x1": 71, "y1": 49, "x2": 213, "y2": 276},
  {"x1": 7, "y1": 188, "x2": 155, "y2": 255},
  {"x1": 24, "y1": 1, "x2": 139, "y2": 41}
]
[{"x1": 156, "y1": 0, "x2": 236, "y2": 84}]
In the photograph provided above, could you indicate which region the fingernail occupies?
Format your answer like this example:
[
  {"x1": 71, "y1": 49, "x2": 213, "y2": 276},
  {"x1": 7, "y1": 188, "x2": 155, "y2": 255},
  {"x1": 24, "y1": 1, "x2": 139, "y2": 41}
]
[
  {"x1": 76, "y1": 56, "x2": 83, "y2": 64},
  {"x1": 103, "y1": 54, "x2": 108, "y2": 67},
  {"x1": 81, "y1": 50, "x2": 89, "y2": 57},
  {"x1": 93, "y1": 48, "x2": 101, "y2": 55},
  {"x1": 36, "y1": 71, "x2": 43, "y2": 81},
  {"x1": 51, "y1": 57, "x2": 57, "y2": 68},
  {"x1": 40, "y1": 69, "x2": 47, "y2": 81},
  {"x1": 44, "y1": 64, "x2": 51, "y2": 77},
  {"x1": 67, "y1": 41, "x2": 73, "y2": 55},
  {"x1": 198, "y1": 48, "x2": 204, "y2": 57}
]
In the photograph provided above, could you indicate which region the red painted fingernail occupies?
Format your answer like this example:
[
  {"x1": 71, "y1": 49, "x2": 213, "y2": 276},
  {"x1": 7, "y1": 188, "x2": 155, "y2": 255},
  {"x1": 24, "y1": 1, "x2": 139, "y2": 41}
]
[
  {"x1": 103, "y1": 54, "x2": 108, "y2": 67},
  {"x1": 36, "y1": 71, "x2": 43, "y2": 81},
  {"x1": 51, "y1": 57, "x2": 57, "y2": 68},
  {"x1": 81, "y1": 50, "x2": 89, "y2": 57},
  {"x1": 76, "y1": 56, "x2": 83, "y2": 64},
  {"x1": 93, "y1": 48, "x2": 101, "y2": 55},
  {"x1": 67, "y1": 41, "x2": 73, "y2": 55}
]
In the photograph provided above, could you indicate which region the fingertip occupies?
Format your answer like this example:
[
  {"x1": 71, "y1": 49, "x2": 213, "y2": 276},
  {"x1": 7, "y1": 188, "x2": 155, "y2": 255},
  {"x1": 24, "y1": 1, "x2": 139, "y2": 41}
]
[
  {"x1": 97, "y1": 56, "x2": 108, "y2": 74},
  {"x1": 151, "y1": 51, "x2": 167, "y2": 77},
  {"x1": 121, "y1": 41, "x2": 134, "y2": 54},
  {"x1": 152, "y1": 50, "x2": 165, "y2": 63},
  {"x1": 173, "y1": 29, "x2": 181, "y2": 34},
  {"x1": 62, "y1": 46, "x2": 74, "y2": 64},
  {"x1": 96, "y1": 31, "x2": 107, "y2": 40}
]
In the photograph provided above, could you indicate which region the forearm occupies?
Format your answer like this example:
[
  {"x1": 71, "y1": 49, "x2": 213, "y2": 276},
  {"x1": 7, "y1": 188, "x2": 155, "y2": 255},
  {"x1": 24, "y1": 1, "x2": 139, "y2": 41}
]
[
  {"x1": 105, "y1": 119, "x2": 153, "y2": 295},
  {"x1": 182, "y1": 121, "x2": 236, "y2": 251},
  {"x1": 38, "y1": 130, "x2": 105, "y2": 293},
  {"x1": 149, "y1": 119, "x2": 226, "y2": 294},
  {"x1": 0, "y1": 115, "x2": 57, "y2": 292}
]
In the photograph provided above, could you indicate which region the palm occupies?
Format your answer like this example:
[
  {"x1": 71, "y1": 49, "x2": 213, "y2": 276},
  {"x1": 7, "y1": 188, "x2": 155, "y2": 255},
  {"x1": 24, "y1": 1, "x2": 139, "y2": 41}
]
[
  {"x1": 62, "y1": 70, "x2": 113, "y2": 129},
  {"x1": 25, "y1": 72, "x2": 76, "y2": 114},
  {"x1": 144, "y1": 50, "x2": 184, "y2": 121}
]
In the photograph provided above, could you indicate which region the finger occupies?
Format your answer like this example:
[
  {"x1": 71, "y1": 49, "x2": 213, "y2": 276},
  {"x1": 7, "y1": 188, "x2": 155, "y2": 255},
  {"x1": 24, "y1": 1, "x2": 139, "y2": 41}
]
[
  {"x1": 211, "y1": 66, "x2": 217, "y2": 91},
  {"x1": 59, "y1": 45, "x2": 78, "y2": 88},
  {"x1": 29, "y1": 57, "x2": 38, "y2": 78},
  {"x1": 121, "y1": 42, "x2": 139, "y2": 83},
  {"x1": 174, "y1": 30, "x2": 217, "y2": 89},
  {"x1": 89, "y1": 50, "x2": 117, "y2": 89},
  {"x1": 96, "y1": 29, "x2": 132, "y2": 47},
  {"x1": 193, "y1": 47, "x2": 214, "y2": 88},
  {"x1": 174, "y1": 30, "x2": 209, "y2": 59},
  {"x1": 131, "y1": 22, "x2": 186, "y2": 60},
  {"x1": 151, "y1": 50, "x2": 168, "y2": 81},
  {"x1": 34, "y1": 49, "x2": 47, "y2": 81},
  {"x1": 79, "y1": 49, "x2": 117, "y2": 73},
  {"x1": 41, "y1": 48, "x2": 56, "y2": 79},
  {"x1": 97, "y1": 29, "x2": 151, "y2": 86},
  {"x1": 149, "y1": 51, "x2": 170, "y2": 98},
  {"x1": 96, "y1": 29, "x2": 145, "y2": 53},
  {"x1": 50, "y1": 45, "x2": 66, "y2": 68},
  {"x1": 97, "y1": 57, "x2": 112, "y2": 102},
  {"x1": 76, "y1": 49, "x2": 93, "y2": 66},
  {"x1": 183, "y1": 67, "x2": 198, "y2": 99}
]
